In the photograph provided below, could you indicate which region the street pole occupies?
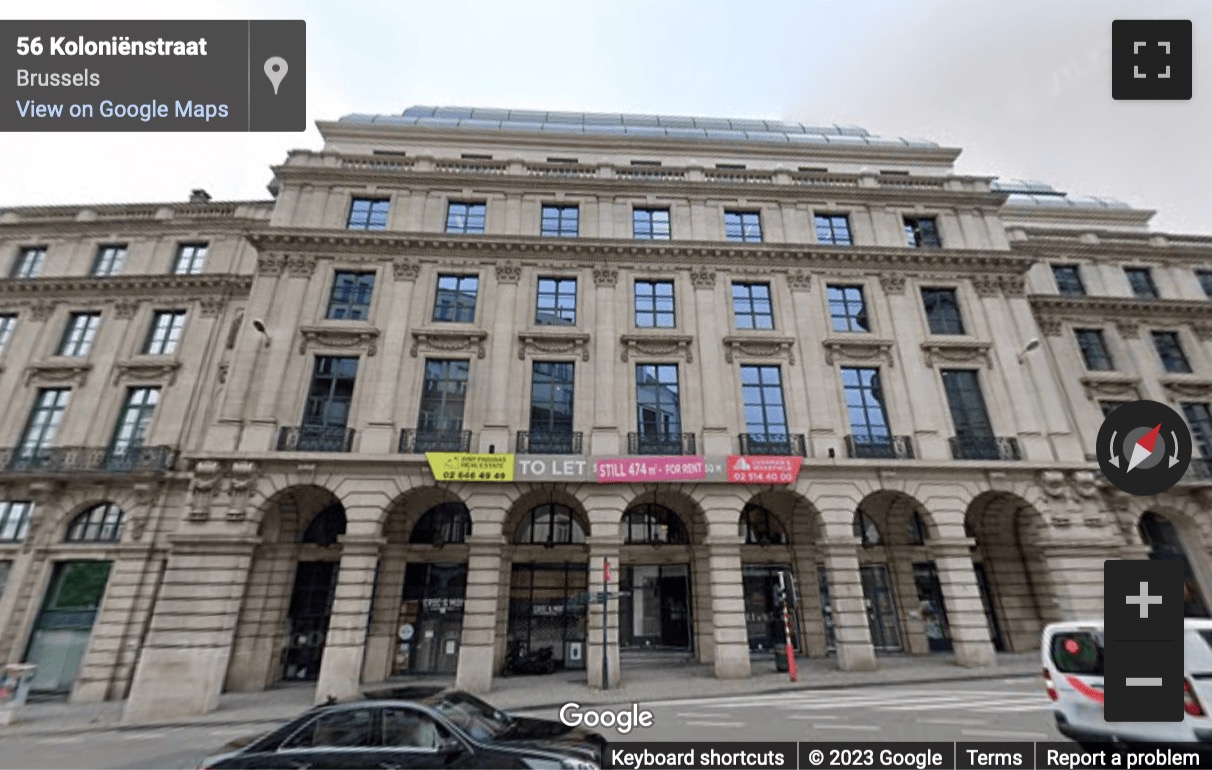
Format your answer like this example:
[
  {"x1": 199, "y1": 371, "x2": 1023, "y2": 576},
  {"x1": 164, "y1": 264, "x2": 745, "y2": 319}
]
[
  {"x1": 602, "y1": 556, "x2": 610, "y2": 690},
  {"x1": 778, "y1": 570, "x2": 797, "y2": 682}
]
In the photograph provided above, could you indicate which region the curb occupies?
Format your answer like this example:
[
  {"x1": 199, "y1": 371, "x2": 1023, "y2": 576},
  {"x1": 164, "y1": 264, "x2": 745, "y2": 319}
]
[{"x1": 1, "y1": 669, "x2": 1039, "y2": 739}]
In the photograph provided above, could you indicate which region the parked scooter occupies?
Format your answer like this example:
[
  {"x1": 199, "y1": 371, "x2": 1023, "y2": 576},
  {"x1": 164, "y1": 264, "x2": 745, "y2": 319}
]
[{"x1": 502, "y1": 642, "x2": 557, "y2": 676}]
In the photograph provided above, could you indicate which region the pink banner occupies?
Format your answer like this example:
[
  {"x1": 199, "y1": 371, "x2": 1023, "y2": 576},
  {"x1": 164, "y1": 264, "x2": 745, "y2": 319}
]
[
  {"x1": 595, "y1": 456, "x2": 707, "y2": 483},
  {"x1": 726, "y1": 455, "x2": 803, "y2": 485}
]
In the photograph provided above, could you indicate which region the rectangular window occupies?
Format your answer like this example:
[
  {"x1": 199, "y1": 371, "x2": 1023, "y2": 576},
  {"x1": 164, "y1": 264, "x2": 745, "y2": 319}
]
[
  {"x1": 347, "y1": 197, "x2": 389, "y2": 230},
  {"x1": 904, "y1": 217, "x2": 941, "y2": 248},
  {"x1": 740, "y1": 365, "x2": 788, "y2": 437},
  {"x1": 18, "y1": 388, "x2": 70, "y2": 459},
  {"x1": 433, "y1": 274, "x2": 479, "y2": 323},
  {"x1": 724, "y1": 211, "x2": 763, "y2": 243},
  {"x1": 529, "y1": 361, "x2": 575, "y2": 443},
  {"x1": 942, "y1": 369, "x2": 997, "y2": 460},
  {"x1": 1125, "y1": 267, "x2": 1159, "y2": 299},
  {"x1": 1052, "y1": 264, "x2": 1086, "y2": 296},
  {"x1": 11, "y1": 246, "x2": 45, "y2": 278},
  {"x1": 144, "y1": 310, "x2": 186, "y2": 355},
  {"x1": 0, "y1": 560, "x2": 9, "y2": 597},
  {"x1": 731, "y1": 282, "x2": 774, "y2": 330},
  {"x1": 815, "y1": 214, "x2": 852, "y2": 246},
  {"x1": 634, "y1": 280, "x2": 676, "y2": 328},
  {"x1": 632, "y1": 208, "x2": 671, "y2": 240},
  {"x1": 418, "y1": 359, "x2": 469, "y2": 434},
  {"x1": 173, "y1": 243, "x2": 208, "y2": 275},
  {"x1": 0, "y1": 313, "x2": 15, "y2": 354},
  {"x1": 1182, "y1": 403, "x2": 1212, "y2": 459},
  {"x1": 0, "y1": 502, "x2": 32, "y2": 543},
  {"x1": 921, "y1": 287, "x2": 965, "y2": 335},
  {"x1": 91, "y1": 244, "x2": 127, "y2": 277},
  {"x1": 110, "y1": 386, "x2": 160, "y2": 455},
  {"x1": 1101, "y1": 400, "x2": 1130, "y2": 418},
  {"x1": 635, "y1": 364, "x2": 682, "y2": 439},
  {"x1": 326, "y1": 271, "x2": 376, "y2": 320},
  {"x1": 1198, "y1": 270, "x2": 1212, "y2": 299},
  {"x1": 1075, "y1": 328, "x2": 1114, "y2": 371},
  {"x1": 827, "y1": 285, "x2": 870, "y2": 333},
  {"x1": 541, "y1": 205, "x2": 579, "y2": 238},
  {"x1": 535, "y1": 277, "x2": 577, "y2": 326},
  {"x1": 445, "y1": 202, "x2": 486, "y2": 235},
  {"x1": 1153, "y1": 331, "x2": 1192, "y2": 373},
  {"x1": 842, "y1": 367, "x2": 892, "y2": 449},
  {"x1": 57, "y1": 312, "x2": 101, "y2": 357},
  {"x1": 304, "y1": 356, "x2": 360, "y2": 430}
]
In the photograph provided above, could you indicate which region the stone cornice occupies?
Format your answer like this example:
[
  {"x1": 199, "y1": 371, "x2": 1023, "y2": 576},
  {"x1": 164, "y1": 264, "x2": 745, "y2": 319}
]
[
  {"x1": 1010, "y1": 235, "x2": 1212, "y2": 264},
  {"x1": 0, "y1": 219, "x2": 269, "y2": 239},
  {"x1": 248, "y1": 230, "x2": 1033, "y2": 276},
  {"x1": 0, "y1": 274, "x2": 253, "y2": 301},
  {"x1": 1030, "y1": 294, "x2": 1212, "y2": 327}
]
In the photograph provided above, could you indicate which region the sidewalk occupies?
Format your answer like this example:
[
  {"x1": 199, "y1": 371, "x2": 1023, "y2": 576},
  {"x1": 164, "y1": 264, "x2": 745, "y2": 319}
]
[{"x1": 1, "y1": 652, "x2": 1040, "y2": 738}]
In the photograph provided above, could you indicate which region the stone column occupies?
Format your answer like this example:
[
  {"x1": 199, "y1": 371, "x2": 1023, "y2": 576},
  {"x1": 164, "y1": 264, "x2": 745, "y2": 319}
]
[
  {"x1": 362, "y1": 259, "x2": 418, "y2": 453},
  {"x1": 362, "y1": 543, "x2": 408, "y2": 684},
  {"x1": 123, "y1": 535, "x2": 258, "y2": 723},
  {"x1": 1037, "y1": 539, "x2": 1115, "y2": 621},
  {"x1": 928, "y1": 538, "x2": 996, "y2": 667},
  {"x1": 691, "y1": 267, "x2": 730, "y2": 454},
  {"x1": 705, "y1": 535, "x2": 751, "y2": 679},
  {"x1": 792, "y1": 547, "x2": 828, "y2": 658},
  {"x1": 591, "y1": 266, "x2": 620, "y2": 454},
  {"x1": 819, "y1": 538, "x2": 878, "y2": 671},
  {"x1": 456, "y1": 534, "x2": 506, "y2": 693},
  {"x1": 585, "y1": 537, "x2": 621, "y2": 688},
  {"x1": 480, "y1": 262, "x2": 521, "y2": 452},
  {"x1": 313, "y1": 535, "x2": 384, "y2": 704},
  {"x1": 880, "y1": 274, "x2": 950, "y2": 460}
]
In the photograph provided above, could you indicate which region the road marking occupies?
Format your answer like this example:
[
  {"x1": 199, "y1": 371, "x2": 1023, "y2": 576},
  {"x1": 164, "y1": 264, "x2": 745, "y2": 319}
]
[
  {"x1": 962, "y1": 728, "x2": 1050, "y2": 739},
  {"x1": 978, "y1": 704, "x2": 1051, "y2": 712},
  {"x1": 119, "y1": 731, "x2": 163, "y2": 740},
  {"x1": 684, "y1": 720, "x2": 746, "y2": 728},
  {"x1": 918, "y1": 718, "x2": 987, "y2": 726},
  {"x1": 813, "y1": 724, "x2": 881, "y2": 731},
  {"x1": 787, "y1": 714, "x2": 838, "y2": 720},
  {"x1": 676, "y1": 712, "x2": 719, "y2": 718}
]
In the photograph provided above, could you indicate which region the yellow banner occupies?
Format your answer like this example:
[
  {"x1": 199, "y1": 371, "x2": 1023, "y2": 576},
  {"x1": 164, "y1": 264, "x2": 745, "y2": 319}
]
[{"x1": 425, "y1": 453, "x2": 515, "y2": 482}]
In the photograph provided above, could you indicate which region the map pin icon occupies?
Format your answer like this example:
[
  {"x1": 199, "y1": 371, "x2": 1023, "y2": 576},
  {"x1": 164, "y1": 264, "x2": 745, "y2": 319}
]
[{"x1": 264, "y1": 57, "x2": 288, "y2": 95}]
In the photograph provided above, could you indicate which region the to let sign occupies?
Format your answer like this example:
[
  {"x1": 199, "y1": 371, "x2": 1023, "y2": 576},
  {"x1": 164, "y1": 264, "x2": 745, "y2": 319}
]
[{"x1": 726, "y1": 455, "x2": 802, "y2": 485}]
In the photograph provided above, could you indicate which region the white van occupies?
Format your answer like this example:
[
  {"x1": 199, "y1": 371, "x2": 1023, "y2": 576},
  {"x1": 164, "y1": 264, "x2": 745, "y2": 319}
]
[{"x1": 1043, "y1": 619, "x2": 1212, "y2": 748}]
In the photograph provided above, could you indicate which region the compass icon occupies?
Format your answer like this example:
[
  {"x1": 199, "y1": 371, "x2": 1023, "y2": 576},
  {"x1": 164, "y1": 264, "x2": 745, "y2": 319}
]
[{"x1": 1097, "y1": 400, "x2": 1192, "y2": 496}]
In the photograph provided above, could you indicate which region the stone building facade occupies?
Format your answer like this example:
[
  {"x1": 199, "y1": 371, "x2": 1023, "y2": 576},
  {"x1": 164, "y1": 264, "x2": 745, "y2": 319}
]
[{"x1": 0, "y1": 107, "x2": 1208, "y2": 722}]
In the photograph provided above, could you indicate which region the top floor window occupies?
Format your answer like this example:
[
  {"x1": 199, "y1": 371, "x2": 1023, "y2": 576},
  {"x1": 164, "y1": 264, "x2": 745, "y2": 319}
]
[
  {"x1": 11, "y1": 246, "x2": 45, "y2": 278},
  {"x1": 91, "y1": 244, "x2": 127, "y2": 277},
  {"x1": 445, "y1": 202, "x2": 486, "y2": 235},
  {"x1": 1052, "y1": 264, "x2": 1086, "y2": 296},
  {"x1": 173, "y1": 243, "x2": 208, "y2": 275},
  {"x1": 1125, "y1": 267, "x2": 1159, "y2": 299},
  {"x1": 815, "y1": 214, "x2": 852, "y2": 246},
  {"x1": 541, "y1": 205, "x2": 579, "y2": 238},
  {"x1": 724, "y1": 211, "x2": 762, "y2": 243},
  {"x1": 347, "y1": 198, "x2": 389, "y2": 230},
  {"x1": 904, "y1": 217, "x2": 941, "y2": 248},
  {"x1": 633, "y1": 208, "x2": 671, "y2": 240}
]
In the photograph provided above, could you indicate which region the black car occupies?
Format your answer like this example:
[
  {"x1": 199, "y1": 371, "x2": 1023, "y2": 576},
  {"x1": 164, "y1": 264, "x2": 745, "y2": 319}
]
[{"x1": 199, "y1": 686, "x2": 603, "y2": 769}]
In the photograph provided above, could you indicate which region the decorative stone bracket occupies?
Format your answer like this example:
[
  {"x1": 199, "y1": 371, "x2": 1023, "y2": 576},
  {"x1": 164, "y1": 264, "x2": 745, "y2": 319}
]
[
  {"x1": 411, "y1": 328, "x2": 488, "y2": 359},
  {"x1": 619, "y1": 333, "x2": 694, "y2": 362},
  {"x1": 113, "y1": 358, "x2": 183, "y2": 386},
  {"x1": 1159, "y1": 375, "x2": 1212, "y2": 400},
  {"x1": 299, "y1": 324, "x2": 381, "y2": 357},
  {"x1": 517, "y1": 331, "x2": 591, "y2": 361},
  {"x1": 724, "y1": 335, "x2": 797, "y2": 365},
  {"x1": 1079, "y1": 372, "x2": 1142, "y2": 401},
  {"x1": 823, "y1": 337, "x2": 894, "y2": 367},
  {"x1": 25, "y1": 359, "x2": 92, "y2": 386},
  {"x1": 921, "y1": 339, "x2": 994, "y2": 369}
]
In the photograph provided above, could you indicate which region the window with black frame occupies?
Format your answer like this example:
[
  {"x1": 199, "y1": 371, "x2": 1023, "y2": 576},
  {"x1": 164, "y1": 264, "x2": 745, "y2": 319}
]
[
  {"x1": 739, "y1": 504, "x2": 787, "y2": 545},
  {"x1": 409, "y1": 502, "x2": 471, "y2": 545},
  {"x1": 1074, "y1": 328, "x2": 1114, "y2": 371},
  {"x1": 515, "y1": 503, "x2": 586, "y2": 545},
  {"x1": 731, "y1": 282, "x2": 773, "y2": 330},
  {"x1": 635, "y1": 364, "x2": 682, "y2": 453},
  {"x1": 828, "y1": 285, "x2": 870, "y2": 333},
  {"x1": 326, "y1": 271, "x2": 375, "y2": 320},
  {"x1": 842, "y1": 367, "x2": 894, "y2": 457},
  {"x1": 535, "y1": 277, "x2": 577, "y2": 325},
  {"x1": 416, "y1": 359, "x2": 470, "y2": 450},
  {"x1": 528, "y1": 362, "x2": 575, "y2": 453},
  {"x1": 921, "y1": 287, "x2": 965, "y2": 335},
  {"x1": 432, "y1": 275, "x2": 478, "y2": 323},
  {"x1": 623, "y1": 503, "x2": 688, "y2": 544}
]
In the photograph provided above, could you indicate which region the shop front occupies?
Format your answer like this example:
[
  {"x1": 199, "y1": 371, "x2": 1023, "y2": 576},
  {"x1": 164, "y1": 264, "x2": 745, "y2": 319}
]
[{"x1": 396, "y1": 562, "x2": 467, "y2": 675}]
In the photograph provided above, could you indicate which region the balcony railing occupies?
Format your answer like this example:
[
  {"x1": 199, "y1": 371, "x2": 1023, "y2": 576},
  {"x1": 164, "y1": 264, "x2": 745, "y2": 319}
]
[
  {"x1": 2, "y1": 445, "x2": 176, "y2": 474},
  {"x1": 627, "y1": 432, "x2": 697, "y2": 456},
  {"x1": 276, "y1": 425, "x2": 356, "y2": 453},
  {"x1": 738, "y1": 433, "x2": 807, "y2": 457},
  {"x1": 516, "y1": 430, "x2": 583, "y2": 455},
  {"x1": 399, "y1": 428, "x2": 473, "y2": 454},
  {"x1": 948, "y1": 435, "x2": 1021, "y2": 461},
  {"x1": 845, "y1": 435, "x2": 916, "y2": 460}
]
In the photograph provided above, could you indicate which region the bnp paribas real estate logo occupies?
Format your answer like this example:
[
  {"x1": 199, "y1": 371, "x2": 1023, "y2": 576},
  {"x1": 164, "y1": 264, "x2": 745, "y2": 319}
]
[{"x1": 1112, "y1": 19, "x2": 1192, "y2": 100}]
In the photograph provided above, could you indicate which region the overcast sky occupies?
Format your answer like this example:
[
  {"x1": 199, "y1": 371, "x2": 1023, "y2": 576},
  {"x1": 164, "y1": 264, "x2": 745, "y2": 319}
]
[{"x1": 4, "y1": 0, "x2": 1210, "y2": 233}]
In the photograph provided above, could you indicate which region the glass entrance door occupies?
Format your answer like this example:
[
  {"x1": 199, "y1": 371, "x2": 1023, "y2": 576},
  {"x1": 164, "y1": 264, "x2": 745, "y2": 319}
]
[
  {"x1": 397, "y1": 562, "x2": 467, "y2": 675},
  {"x1": 912, "y1": 561, "x2": 952, "y2": 652},
  {"x1": 25, "y1": 560, "x2": 112, "y2": 693},
  {"x1": 620, "y1": 565, "x2": 691, "y2": 649},
  {"x1": 859, "y1": 563, "x2": 903, "y2": 651},
  {"x1": 973, "y1": 562, "x2": 1006, "y2": 651},
  {"x1": 742, "y1": 565, "x2": 801, "y2": 653},
  {"x1": 282, "y1": 561, "x2": 339, "y2": 681}
]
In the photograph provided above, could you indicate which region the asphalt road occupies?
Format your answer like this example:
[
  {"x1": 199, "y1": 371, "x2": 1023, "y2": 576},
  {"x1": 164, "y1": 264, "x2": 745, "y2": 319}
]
[{"x1": 0, "y1": 678, "x2": 1064, "y2": 769}]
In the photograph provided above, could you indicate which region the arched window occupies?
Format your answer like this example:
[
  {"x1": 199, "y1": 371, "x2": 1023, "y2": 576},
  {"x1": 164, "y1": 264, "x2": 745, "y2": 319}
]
[
  {"x1": 66, "y1": 503, "x2": 124, "y2": 543},
  {"x1": 739, "y1": 504, "x2": 786, "y2": 545},
  {"x1": 623, "y1": 503, "x2": 688, "y2": 545},
  {"x1": 853, "y1": 511, "x2": 882, "y2": 547},
  {"x1": 410, "y1": 502, "x2": 471, "y2": 545},
  {"x1": 515, "y1": 503, "x2": 586, "y2": 545},
  {"x1": 301, "y1": 503, "x2": 347, "y2": 546},
  {"x1": 907, "y1": 511, "x2": 929, "y2": 545}
]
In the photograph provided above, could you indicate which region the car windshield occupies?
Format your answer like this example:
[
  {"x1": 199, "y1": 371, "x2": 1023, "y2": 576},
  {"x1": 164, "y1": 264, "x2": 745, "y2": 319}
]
[
  {"x1": 1051, "y1": 630, "x2": 1104, "y2": 676},
  {"x1": 432, "y1": 692, "x2": 513, "y2": 740}
]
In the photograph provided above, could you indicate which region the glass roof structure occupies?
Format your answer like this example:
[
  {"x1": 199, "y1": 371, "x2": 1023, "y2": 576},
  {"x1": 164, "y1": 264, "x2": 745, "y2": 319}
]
[
  {"x1": 337, "y1": 105, "x2": 941, "y2": 148},
  {"x1": 993, "y1": 179, "x2": 1131, "y2": 209}
]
